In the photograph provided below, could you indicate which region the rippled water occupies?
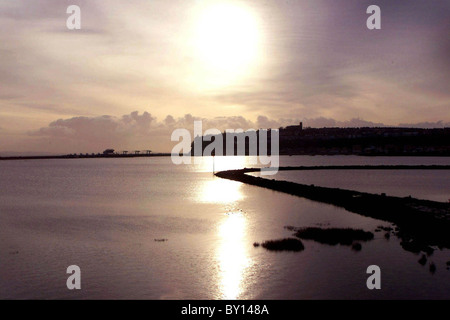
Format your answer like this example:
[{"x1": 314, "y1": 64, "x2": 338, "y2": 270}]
[{"x1": 0, "y1": 156, "x2": 449, "y2": 299}]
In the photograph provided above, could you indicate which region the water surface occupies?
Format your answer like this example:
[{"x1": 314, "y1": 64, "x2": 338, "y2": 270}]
[{"x1": 1, "y1": 156, "x2": 449, "y2": 299}]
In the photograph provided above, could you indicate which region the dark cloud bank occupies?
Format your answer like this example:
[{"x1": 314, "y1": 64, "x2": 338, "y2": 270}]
[{"x1": 26, "y1": 111, "x2": 449, "y2": 153}]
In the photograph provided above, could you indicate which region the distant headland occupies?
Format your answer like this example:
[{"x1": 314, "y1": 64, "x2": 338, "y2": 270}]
[
  {"x1": 191, "y1": 124, "x2": 450, "y2": 156},
  {"x1": 0, "y1": 149, "x2": 172, "y2": 161},
  {"x1": 1, "y1": 125, "x2": 449, "y2": 160}
]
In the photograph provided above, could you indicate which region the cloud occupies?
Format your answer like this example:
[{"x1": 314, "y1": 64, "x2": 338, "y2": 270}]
[
  {"x1": 29, "y1": 112, "x2": 155, "y2": 151},
  {"x1": 210, "y1": 0, "x2": 450, "y2": 120},
  {"x1": 26, "y1": 111, "x2": 262, "y2": 153},
  {"x1": 398, "y1": 121, "x2": 450, "y2": 129},
  {"x1": 0, "y1": 0, "x2": 449, "y2": 143},
  {"x1": 256, "y1": 115, "x2": 285, "y2": 129},
  {"x1": 24, "y1": 111, "x2": 448, "y2": 154}
]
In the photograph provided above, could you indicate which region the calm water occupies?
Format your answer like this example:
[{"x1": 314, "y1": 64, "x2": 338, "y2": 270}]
[
  {"x1": 0, "y1": 156, "x2": 449, "y2": 299},
  {"x1": 250, "y1": 170, "x2": 450, "y2": 202}
]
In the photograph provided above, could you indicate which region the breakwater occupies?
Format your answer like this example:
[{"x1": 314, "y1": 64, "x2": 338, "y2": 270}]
[{"x1": 215, "y1": 165, "x2": 450, "y2": 252}]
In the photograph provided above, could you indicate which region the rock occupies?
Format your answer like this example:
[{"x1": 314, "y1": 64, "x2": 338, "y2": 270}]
[
  {"x1": 429, "y1": 262, "x2": 436, "y2": 274},
  {"x1": 418, "y1": 255, "x2": 427, "y2": 266},
  {"x1": 294, "y1": 227, "x2": 374, "y2": 246},
  {"x1": 400, "y1": 240, "x2": 422, "y2": 254},
  {"x1": 261, "y1": 238, "x2": 305, "y2": 252},
  {"x1": 423, "y1": 246, "x2": 434, "y2": 256}
]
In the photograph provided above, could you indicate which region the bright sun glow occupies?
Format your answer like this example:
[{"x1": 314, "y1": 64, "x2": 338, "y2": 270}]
[{"x1": 193, "y1": 3, "x2": 261, "y2": 87}]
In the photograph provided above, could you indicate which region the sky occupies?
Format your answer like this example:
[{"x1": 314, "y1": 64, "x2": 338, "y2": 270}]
[{"x1": 0, "y1": 0, "x2": 449, "y2": 153}]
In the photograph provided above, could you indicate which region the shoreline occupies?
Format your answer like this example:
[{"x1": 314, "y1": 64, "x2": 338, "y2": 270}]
[
  {"x1": 1, "y1": 154, "x2": 450, "y2": 161},
  {"x1": 0, "y1": 153, "x2": 173, "y2": 161},
  {"x1": 215, "y1": 166, "x2": 450, "y2": 251}
]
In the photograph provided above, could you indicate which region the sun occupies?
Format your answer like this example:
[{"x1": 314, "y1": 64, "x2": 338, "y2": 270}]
[{"x1": 193, "y1": 2, "x2": 261, "y2": 86}]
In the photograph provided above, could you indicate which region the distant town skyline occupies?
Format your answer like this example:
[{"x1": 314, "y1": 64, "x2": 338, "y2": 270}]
[{"x1": 1, "y1": 0, "x2": 449, "y2": 153}]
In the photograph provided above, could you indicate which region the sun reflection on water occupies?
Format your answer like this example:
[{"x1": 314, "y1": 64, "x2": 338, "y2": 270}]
[
  {"x1": 195, "y1": 157, "x2": 252, "y2": 299},
  {"x1": 199, "y1": 178, "x2": 243, "y2": 203},
  {"x1": 194, "y1": 156, "x2": 258, "y2": 173},
  {"x1": 217, "y1": 211, "x2": 251, "y2": 299}
]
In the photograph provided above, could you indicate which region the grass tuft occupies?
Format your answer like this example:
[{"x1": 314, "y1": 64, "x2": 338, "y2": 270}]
[
  {"x1": 294, "y1": 227, "x2": 374, "y2": 246},
  {"x1": 261, "y1": 238, "x2": 305, "y2": 252}
]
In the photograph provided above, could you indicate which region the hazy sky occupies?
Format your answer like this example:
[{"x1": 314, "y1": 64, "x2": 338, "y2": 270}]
[{"x1": 0, "y1": 0, "x2": 449, "y2": 153}]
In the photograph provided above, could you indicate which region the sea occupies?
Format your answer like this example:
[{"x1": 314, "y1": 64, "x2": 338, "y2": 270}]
[{"x1": 0, "y1": 155, "x2": 449, "y2": 299}]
